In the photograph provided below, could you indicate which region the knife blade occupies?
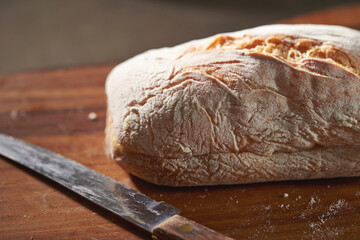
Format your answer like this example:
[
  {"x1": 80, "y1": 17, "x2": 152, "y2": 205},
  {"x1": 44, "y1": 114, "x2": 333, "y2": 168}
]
[{"x1": 0, "y1": 134, "x2": 233, "y2": 240}]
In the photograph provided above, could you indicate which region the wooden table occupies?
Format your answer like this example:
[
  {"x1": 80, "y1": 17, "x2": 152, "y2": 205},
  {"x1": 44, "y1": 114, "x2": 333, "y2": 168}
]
[{"x1": 1, "y1": 4, "x2": 360, "y2": 240}]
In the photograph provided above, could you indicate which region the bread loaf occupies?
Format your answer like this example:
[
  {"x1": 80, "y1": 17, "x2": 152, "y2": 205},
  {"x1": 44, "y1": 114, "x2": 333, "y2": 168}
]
[{"x1": 105, "y1": 24, "x2": 360, "y2": 186}]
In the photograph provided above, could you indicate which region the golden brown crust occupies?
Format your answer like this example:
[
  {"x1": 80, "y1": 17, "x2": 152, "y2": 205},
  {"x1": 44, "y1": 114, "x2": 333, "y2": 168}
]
[{"x1": 204, "y1": 34, "x2": 360, "y2": 77}]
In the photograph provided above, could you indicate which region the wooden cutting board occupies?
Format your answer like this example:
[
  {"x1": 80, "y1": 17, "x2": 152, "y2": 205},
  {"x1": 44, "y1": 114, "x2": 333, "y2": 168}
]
[{"x1": 1, "y1": 4, "x2": 360, "y2": 240}]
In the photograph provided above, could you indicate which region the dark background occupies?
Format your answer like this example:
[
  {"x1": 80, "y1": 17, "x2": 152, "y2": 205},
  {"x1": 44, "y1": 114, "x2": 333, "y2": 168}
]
[{"x1": 1, "y1": 0, "x2": 359, "y2": 75}]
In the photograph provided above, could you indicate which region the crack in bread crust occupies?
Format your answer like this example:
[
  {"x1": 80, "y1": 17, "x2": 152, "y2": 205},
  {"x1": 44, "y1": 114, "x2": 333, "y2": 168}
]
[
  {"x1": 115, "y1": 145, "x2": 360, "y2": 186},
  {"x1": 107, "y1": 106, "x2": 360, "y2": 186},
  {"x1": 204, "y1": 34, "x2": 360, "y2": 77},
  {"x1": 105, "y1": 24, "x2": 360, "y2": 186},
  {"x1": 110, "y1": 52, "x2": 360, "y2": 158}
]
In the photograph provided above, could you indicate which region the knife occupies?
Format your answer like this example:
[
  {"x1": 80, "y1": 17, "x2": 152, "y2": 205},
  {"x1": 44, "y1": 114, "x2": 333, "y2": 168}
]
[{"x1": 0, "y1": 134, "x2": 233, "y2": 240}]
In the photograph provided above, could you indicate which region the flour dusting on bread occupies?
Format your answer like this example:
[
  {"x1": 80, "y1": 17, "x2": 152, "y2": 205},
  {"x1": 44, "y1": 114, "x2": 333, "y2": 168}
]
[{"x1": 106, "y1": 24, "x2": 360, "y2": 186}]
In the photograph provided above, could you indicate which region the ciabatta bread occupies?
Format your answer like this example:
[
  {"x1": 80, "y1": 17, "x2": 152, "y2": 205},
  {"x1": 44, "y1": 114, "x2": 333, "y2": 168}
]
[{"x1": 105, "y1": 24, "x2": 360, "y2": 186}]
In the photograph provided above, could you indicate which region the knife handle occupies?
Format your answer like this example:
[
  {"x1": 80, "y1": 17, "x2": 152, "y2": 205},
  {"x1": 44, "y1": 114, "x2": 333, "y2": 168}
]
[{"x1": 152, "y1": 214, "x2": 233, "y2": 240}]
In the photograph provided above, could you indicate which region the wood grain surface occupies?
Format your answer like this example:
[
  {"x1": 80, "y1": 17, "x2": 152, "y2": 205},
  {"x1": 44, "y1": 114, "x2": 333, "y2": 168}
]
[{"x1": 1, "y1": 4, "x2": 360, "y2": 240}]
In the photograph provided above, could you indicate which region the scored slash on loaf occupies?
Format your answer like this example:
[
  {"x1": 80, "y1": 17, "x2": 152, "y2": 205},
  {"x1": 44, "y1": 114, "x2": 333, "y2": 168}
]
[{"x1": 105, "y1": 24, "x2": 360, "y2": 186}]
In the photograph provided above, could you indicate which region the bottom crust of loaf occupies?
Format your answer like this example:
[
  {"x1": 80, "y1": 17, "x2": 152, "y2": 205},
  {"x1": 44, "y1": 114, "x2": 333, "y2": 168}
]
[
  {"x1": 116, "y1": 144, "x2": 360, "y2": 186},
  {"x1": 106, "y1": 112, "x2": 360, "y2": 186}
]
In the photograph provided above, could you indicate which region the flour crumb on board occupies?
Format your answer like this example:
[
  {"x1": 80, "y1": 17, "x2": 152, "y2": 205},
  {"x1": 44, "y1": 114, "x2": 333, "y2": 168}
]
[
  {"x1": 10, "y1": 109, "x2": 26, "y2": 120},
  {"x1": 10, "y1": 110, "x2": 18, "y2": 119},
  {"x1": 242, "y1": 204, "x2": 275, "y2": 239},
  {"x1": 88, "y1": 112, "x2": 98, "y2": 121},
  {"x1": 307, "y1": 199, "x2": 353, "y2": 239},
  {"x1": 278, "y1": 203, "x2": 290, "y2": 209},
  {"x1": 98, "y1": 225, "x2": 110, "y2": 230},
  {"x1": 328, "y1": 199, "x2": 347, "y2": 215},
  {"x1": 299, "y1": 195, "x2": 320, "y2": 219},
  {"x1": 247, "y1": 219, "x2": 274, "y2": 239},
  {"x1": 284, "y1": 193, "x2": 289, "y2": 198},
  {"x1": 308, "y1": 196, "x2": 320, "y2": 208}
]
